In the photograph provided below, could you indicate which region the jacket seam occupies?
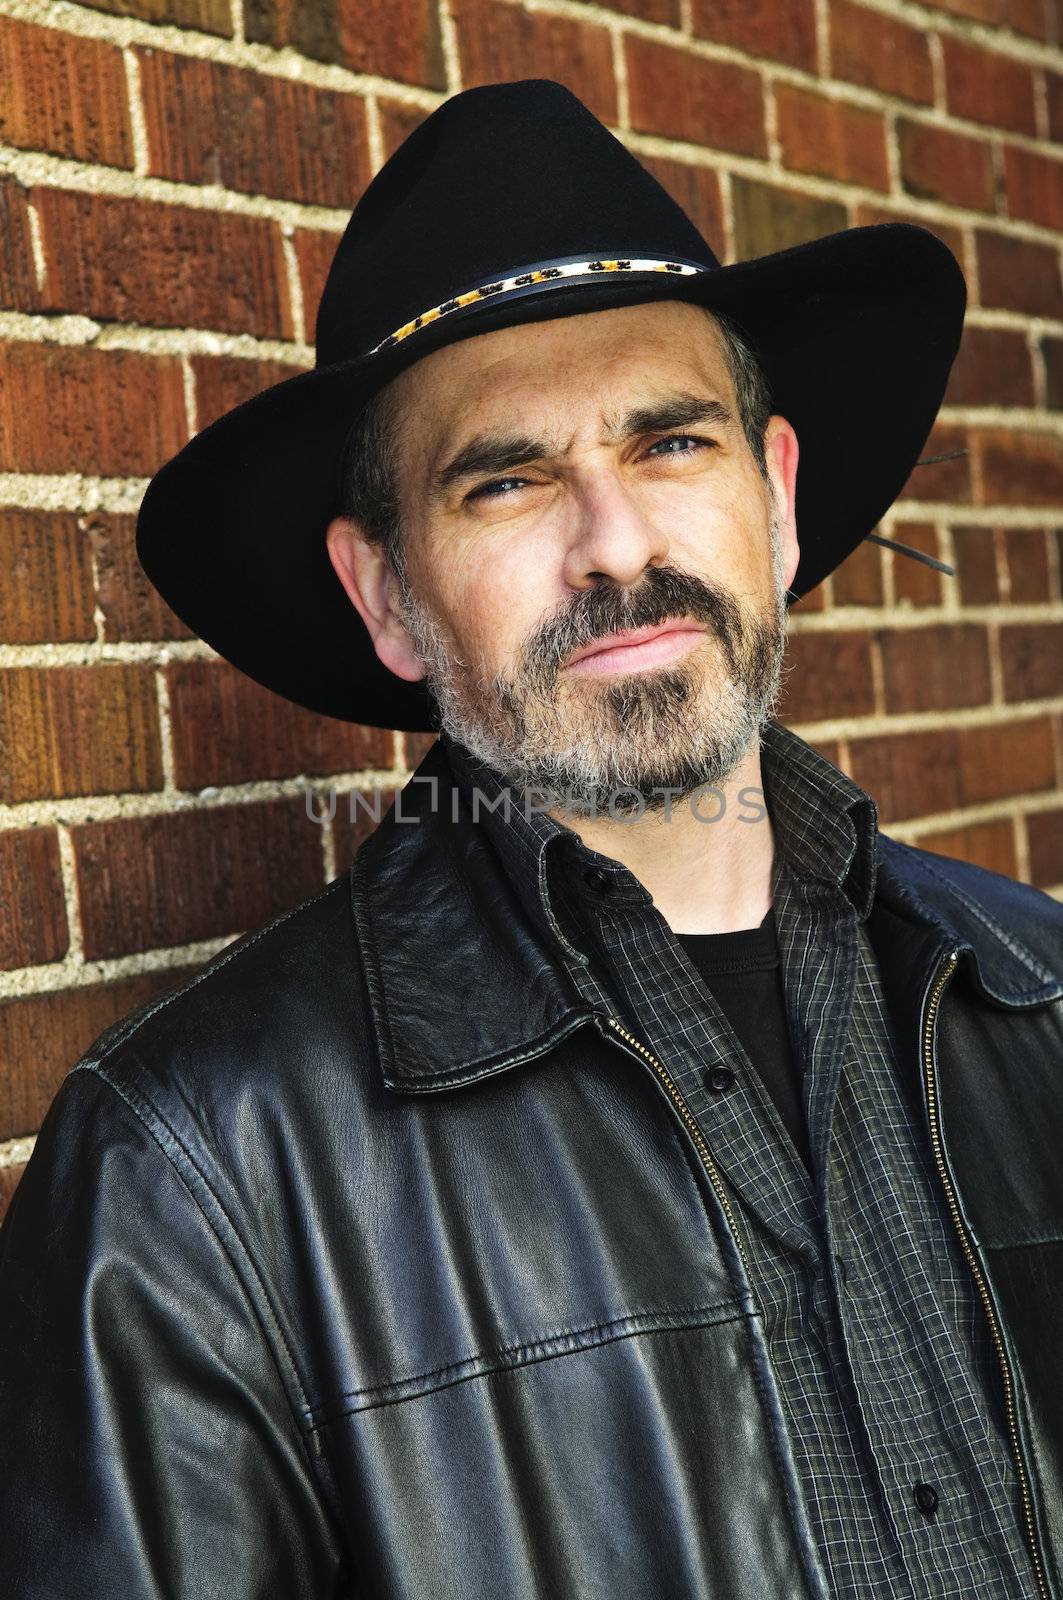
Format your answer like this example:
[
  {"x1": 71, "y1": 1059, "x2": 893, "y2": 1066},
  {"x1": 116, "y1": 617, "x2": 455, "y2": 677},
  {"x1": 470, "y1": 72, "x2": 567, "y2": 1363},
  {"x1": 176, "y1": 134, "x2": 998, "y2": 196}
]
[
  {"x1": 304, "y1": 1307, "x2": 746, "y2": 1431},
  {"x1": 303, "y1": 1298, "x2": 739, "y2": 1419},
  {"x1": 71, "y1": 1060, "x2": 316, "y2": 1438},
  {"x1": 985, "y1": 1231, "x2": 1063, "y2": 1252}
]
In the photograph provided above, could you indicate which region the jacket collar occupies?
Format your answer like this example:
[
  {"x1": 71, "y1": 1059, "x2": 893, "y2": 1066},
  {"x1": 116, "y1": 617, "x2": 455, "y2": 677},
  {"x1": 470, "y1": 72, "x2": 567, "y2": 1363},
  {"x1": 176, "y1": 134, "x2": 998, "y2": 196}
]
[{"x1": 350, "y1": 726, "x2": 1063, "y2": 1094}]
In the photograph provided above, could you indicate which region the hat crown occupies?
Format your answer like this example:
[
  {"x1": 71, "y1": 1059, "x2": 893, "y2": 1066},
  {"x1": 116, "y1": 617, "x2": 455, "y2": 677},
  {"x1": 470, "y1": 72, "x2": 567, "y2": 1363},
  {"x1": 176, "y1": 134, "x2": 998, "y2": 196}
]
[{"x1": 315, "y1": 79, "x2": 718, "y2": 365}]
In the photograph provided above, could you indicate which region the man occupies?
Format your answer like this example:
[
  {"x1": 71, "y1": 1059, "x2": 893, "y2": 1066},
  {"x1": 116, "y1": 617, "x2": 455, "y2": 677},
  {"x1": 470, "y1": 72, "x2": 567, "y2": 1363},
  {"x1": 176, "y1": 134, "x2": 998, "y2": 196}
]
[{"x1": 1, "y1": 78, "x2": 1061, "y2": 1600}]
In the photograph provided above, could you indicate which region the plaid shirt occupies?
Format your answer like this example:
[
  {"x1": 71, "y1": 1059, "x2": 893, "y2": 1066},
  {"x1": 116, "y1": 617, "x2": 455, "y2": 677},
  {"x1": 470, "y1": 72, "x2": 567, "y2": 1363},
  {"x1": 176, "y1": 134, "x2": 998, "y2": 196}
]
[{"x1": 441, "y1": 717, "x2": 1041, "y2": 1599}]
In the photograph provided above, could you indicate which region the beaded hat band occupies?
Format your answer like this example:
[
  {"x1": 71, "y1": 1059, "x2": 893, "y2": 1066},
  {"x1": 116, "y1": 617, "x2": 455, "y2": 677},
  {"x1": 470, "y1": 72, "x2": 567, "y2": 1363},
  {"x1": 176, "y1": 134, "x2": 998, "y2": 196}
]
[{"x1": 365, "y1": 256, "x2": 708, "y2": 358}]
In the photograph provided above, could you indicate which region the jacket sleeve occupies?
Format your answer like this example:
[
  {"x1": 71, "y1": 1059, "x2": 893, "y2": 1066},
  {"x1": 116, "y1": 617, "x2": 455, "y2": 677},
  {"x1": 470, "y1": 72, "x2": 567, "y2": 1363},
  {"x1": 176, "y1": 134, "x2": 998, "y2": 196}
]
[{"x1": 0, "y1": 1062, "x2": 350, "y2": 1599}]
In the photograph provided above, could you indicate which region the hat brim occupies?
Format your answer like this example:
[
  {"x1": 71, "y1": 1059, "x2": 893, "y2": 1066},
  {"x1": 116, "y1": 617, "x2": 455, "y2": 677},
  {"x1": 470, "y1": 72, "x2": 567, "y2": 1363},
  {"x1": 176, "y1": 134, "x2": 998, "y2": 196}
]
[{"x1": 135, "y1": 221, "x2": 965, "y2": 731}]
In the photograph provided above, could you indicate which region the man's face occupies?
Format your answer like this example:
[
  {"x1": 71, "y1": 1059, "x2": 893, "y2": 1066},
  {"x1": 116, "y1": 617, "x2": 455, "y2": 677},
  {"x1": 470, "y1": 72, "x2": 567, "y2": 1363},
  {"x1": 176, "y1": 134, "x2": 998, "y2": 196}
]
[{"x1": 356, "y1": 299, "x2": 800, "y2": 816}]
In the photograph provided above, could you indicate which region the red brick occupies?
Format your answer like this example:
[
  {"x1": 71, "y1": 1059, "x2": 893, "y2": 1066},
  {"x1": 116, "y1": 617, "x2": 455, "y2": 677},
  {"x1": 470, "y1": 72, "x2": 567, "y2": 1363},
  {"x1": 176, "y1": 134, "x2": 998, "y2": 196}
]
[
  {"x1": 137, "y1": 49, "x2": 371, "y2": 208},
  {"x1": 166, "y1": 659, "x2": 393, "y2": 788},
  {"x1": 853, "y1": 202, "x2": 966, "y2": 269},
  {"x1": 0, "y1": 665, "x2": 163, "y2": 805},
  {"x1": 831, "y1": 534, "x2": 885, "y2": 606},
  {"x1": 918, "y1": 0, "x2": 1048, "y2": 38},
  {"x1": 626, "y1": 36, "x2": 766, "y2": 156},
  {"x1": 1048, "y1": 71, "x2": 1063, "y2": 144},
  {"x1": 78, "y1": 0, "x2": 230, "y2": 32},
  {"x1": 0, "y1": 510, "x2": 96, "y2": 644},
  {"x1": 1003, "y1": 144, "x2": 1063, "y2": 231},
  {"x1": 379, "y1": 99, "x2": 429, "y2": 160},
  {"x1": 911, "y1": 817, "x2": 1018, "y2": 879},
  {"x1": 245, "y1": 0, "x2": 444, "y2": 89},
  {"x1": 848, "y1": 716, "x2": 1056, "y2": 822},
  {"x1": 72, "y1": 798, "x2": 326, "y2": 957},
  {"x1": 830, "y1": 0, "x2": 934, "y2": 105},
  {"x1": 190, "y1": 354, "x2": 308, "y2": 433},
  {"x1": 0, "y1": 16, "x2": 132, "y2": 167},
  {"x1": 947, "y1": 723, "x2": 1056, "y2": 806},
  {"x1": 777, "y1": 85, "x2": 888, "y2": 191},
  {"x1": 1003, "y1": 527, "x2": 1052, "y2": 601},
  {"x1": 34, "y1": 188, "x2": 293, "y2": 339},
  {"x1": 0, "y1": 178, "x2": 38, "y2": 311},
  {"x1": 292, "y1": 228, "x2": 344, "y2": 340},
  {"x1": 774, "y1": 631, "x2": 876, "y2": 722},
  {"x1": 942, "y1": 35, "x2": 1037, "y2": 136},
  {"x1": 334, "y1": 785, "x2": 400, "y2": 873},
  {"x1": 945, "y1": 326, "x2": 1034, "y2": 408},
  {"x1": 878, "y1": 622, "x2": 991, "y2": 711},
  {"x1": 0, "y1": 967, "x2": 204, "y2": 1141},
  {"x1": 1028, "y1": 806, "x2": 1063, "y2": 886},
  {"x1": 1044, "y1": 335, "x2": 1063, "y2": 408},
  {"x1": 899, "y1": 424, "x2": 971, "y2": 504},
  {"x1": 890, "y1": 522, "x2": 947, "y2": 607},
  {"x1": 0, "y1": 828, "x2": 68, "y2": 972},
  {"x1": 455, "y1": 0, "x2": 617, "y2": 124},
  {"x1": 898, "y1": 120, "x2": 996, "y2": 213},
  {"x1": 0, "y1": 1164, "x2": 26, "y2": 1228},
  {"x1": 691, "y1": 0, "x2": 816, "y2": 71},
  {"x1": 975, "y1": 230, "x2": 1063, "y2": 318},
  {"x1": 0, "y1": 343, "x2": 187, "y2": 475},
  {"x1": 403, "y1": 732, "x2": 440, "y2": 766},
  {"x1": 952, "y1": 524, "x2": 1001, "y2": 604},
  {"x1": 731, "y1": 178, "x2": 847, "y2": 259},
  {"x1": 593, "y1": 0, "x2": 680, "y2": 20},
  {"x1": 974, "y1": 428, "x2": 1063, "y2": 506},
  {"x1": 1000, "y1": 622, "x2": 1063, "y2": 701},
  {"x1": 639, "y1": 156, "x2": 725, "y2": 256},
  {"x1": 87, "y1": 513, "x2": 198, "y2": 644}
]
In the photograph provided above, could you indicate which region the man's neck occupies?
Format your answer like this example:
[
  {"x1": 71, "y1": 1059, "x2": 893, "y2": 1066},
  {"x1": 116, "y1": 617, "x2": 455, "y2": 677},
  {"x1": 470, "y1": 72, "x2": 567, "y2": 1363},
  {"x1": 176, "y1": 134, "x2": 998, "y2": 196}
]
[{"x1": 544, "y1": 741, "x2": 776, "y2": 936}]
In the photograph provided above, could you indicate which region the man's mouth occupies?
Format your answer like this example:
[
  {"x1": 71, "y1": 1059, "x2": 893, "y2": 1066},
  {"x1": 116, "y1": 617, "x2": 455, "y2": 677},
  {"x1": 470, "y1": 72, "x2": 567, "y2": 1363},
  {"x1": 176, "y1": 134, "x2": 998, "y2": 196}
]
[{"x1": 564, "y1": 621, "x2": 707, "y2": 677}]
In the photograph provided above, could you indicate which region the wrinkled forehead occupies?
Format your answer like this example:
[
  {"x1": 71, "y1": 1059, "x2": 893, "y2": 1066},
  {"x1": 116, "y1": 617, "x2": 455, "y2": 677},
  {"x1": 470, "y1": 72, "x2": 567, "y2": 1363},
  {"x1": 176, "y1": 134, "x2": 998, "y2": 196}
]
[{"x1": 389, "y1": 299, "x2": 734, "y2": 484}]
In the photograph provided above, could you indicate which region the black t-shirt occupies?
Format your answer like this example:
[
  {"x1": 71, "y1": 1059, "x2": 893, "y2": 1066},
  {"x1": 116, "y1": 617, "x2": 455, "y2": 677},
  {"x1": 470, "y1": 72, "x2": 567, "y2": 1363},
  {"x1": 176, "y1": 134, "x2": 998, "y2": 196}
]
[{"x1": 674, "y1": 906, "x2": 814, "y2": 1178}]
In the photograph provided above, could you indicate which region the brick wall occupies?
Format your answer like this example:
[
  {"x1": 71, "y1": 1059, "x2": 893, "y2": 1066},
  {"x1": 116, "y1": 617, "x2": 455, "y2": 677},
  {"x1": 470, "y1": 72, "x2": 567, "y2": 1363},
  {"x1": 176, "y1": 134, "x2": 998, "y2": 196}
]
[{"x1": 1, "y1": 0, "x2": 1062, "y2": 1220}]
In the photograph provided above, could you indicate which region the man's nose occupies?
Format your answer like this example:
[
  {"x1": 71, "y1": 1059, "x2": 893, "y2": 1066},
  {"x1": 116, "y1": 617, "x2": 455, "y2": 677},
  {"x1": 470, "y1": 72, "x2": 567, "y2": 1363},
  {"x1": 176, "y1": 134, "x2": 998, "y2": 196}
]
[{"x1": 562, "y1": 469, "x2": 670, "y2": 589}]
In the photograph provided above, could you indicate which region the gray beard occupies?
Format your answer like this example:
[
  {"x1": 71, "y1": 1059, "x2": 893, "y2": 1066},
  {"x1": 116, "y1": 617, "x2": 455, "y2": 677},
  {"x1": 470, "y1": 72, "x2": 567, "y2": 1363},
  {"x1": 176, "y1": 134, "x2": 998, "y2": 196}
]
[{"x1": 395, "y1": 507, "x2": 792, "y2": 818}]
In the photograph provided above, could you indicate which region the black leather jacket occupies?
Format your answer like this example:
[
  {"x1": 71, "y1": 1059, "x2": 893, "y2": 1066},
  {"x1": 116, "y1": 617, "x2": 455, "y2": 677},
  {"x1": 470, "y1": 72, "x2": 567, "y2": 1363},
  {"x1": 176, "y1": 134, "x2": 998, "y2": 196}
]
[{"x1": 2, "y1": 736, "x2": 1062, "y2": 1599}]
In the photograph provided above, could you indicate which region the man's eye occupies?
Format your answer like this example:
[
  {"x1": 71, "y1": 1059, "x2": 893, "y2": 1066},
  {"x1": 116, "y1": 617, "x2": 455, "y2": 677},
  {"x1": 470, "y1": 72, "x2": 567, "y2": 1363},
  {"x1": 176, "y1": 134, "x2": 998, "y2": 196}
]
[
  {"x1": 467, "y1": 476, "x2": 528, "y2": 502},
  {"x1": 648, "y1": 434, "x2": 711, "y2": 458}
]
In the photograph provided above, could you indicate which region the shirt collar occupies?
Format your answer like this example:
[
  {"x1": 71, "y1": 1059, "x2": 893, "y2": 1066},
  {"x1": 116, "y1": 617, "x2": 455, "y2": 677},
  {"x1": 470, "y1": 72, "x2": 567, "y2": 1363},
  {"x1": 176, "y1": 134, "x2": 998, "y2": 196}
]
[
  {"x1": 759, "y1": 718, "x2": 879, "y2": 922},
  {"x1": 440, "y1": 717, "x2": 880, "y2": 963}
]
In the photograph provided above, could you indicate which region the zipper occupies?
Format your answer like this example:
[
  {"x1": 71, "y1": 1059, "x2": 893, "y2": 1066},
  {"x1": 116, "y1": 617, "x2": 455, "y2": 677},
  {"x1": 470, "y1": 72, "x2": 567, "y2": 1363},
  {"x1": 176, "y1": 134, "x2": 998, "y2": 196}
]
[
  {"x1": 922, "y1": 947, "x2": 1050, "y2": 1600},
  {"x1": 602, "y1": 1014, "x2": 750, "y2": 1277}
]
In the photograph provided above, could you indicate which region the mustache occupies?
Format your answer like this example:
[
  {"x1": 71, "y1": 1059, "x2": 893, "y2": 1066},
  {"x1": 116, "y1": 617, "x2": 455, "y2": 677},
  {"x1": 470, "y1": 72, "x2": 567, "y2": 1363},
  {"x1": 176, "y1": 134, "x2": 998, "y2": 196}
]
[{"x1": 522, "y1": 565, "x2": 745, "y2": 681}]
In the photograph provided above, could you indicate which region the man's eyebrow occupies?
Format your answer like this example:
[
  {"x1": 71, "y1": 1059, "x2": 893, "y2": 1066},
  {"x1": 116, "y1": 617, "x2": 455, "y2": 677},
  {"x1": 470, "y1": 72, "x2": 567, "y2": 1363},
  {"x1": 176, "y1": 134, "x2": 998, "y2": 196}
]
[{"x1": 430, "y1": 393, "x2": 735, "y2": 501}]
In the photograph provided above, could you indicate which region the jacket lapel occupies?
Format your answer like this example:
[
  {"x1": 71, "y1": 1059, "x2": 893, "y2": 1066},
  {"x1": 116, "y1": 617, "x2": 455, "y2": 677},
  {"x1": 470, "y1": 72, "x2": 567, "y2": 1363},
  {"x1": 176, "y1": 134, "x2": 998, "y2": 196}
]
[{"x1": 350, "y1": 738, "x2": 596, "y2": 1093}]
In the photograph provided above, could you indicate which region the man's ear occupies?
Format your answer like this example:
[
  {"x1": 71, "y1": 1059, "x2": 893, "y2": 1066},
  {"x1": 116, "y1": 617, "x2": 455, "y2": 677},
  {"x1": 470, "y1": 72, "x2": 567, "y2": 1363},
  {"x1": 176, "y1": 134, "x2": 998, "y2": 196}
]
[
  {"x1": 764, "y1": 416, "x2": 800, "y2": 592},
  {"x1": 325, "y1": 515, "x2": 427, "y2": 684}
]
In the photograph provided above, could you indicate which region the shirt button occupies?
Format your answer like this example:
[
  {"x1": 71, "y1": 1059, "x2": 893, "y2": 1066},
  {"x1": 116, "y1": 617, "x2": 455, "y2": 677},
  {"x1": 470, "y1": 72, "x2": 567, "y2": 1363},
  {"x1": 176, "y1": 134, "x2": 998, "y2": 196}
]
[
  {"x1": 913, "y1": 1482, "x2": 939, "y2": 1516},
  {"x1": 583, "y1": 867, "x2": 614, "y2": 894},
  {"x1": 705, "y1": 1066, "x2": 736, "y2": 1092}
]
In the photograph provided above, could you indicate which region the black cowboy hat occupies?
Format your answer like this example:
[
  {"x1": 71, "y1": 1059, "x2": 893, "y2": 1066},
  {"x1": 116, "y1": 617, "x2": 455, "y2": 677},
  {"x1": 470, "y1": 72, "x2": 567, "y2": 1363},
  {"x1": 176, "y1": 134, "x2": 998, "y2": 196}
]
[{"x1": 135, "y1": 78, "x2": 967, "y2": 733}]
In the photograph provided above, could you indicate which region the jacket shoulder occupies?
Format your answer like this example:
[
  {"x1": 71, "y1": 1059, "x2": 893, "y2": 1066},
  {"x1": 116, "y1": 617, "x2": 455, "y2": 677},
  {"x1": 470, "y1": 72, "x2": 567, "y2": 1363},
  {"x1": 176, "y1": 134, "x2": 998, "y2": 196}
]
[
  {"x1": 71, "y1": 869, "x2": 374, "y2": 1131},
  {"x1": 876, "y1": 831, "x2": 1063, "y2": 992}
]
